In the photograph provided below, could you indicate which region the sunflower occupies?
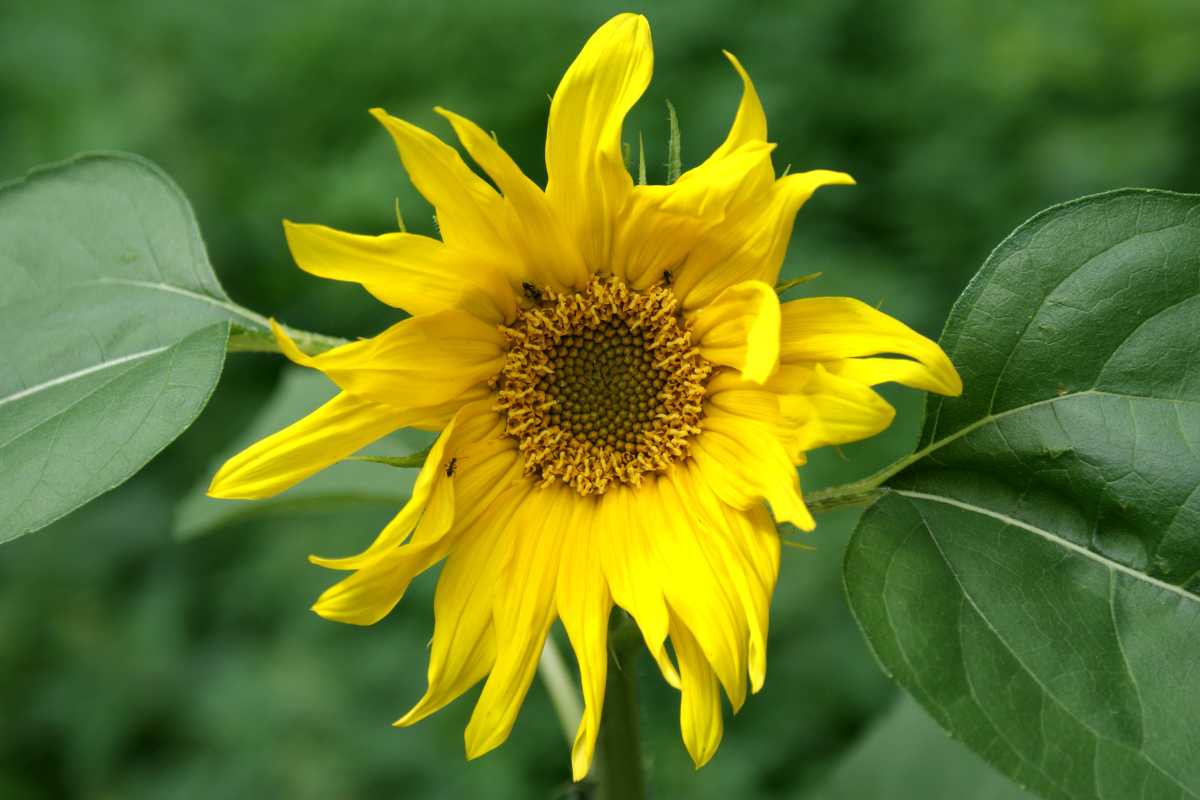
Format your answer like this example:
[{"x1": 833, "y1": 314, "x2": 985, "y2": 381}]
[{"x1": 208, "y1": 13, "x2": 961, "y2": 779}]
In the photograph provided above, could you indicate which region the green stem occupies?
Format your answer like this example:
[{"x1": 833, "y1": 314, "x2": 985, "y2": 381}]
[
  {"x1": 598, "y1": 616, "x2": 646, "y2": 800},
  {"x1": 804, "y1": 432, "x2": 955, "y2": 513},
  {"x1": 226, "y1": 323, "x2": 349, "y2": 355},
  {"x1": 804, "y1": 485, "x2": 886, "y2": 514}
]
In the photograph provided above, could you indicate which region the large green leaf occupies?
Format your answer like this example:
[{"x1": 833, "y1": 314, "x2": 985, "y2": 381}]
[
  {"x1": 174, "y1": 367, "x2": 434, "y2": 540},
  {"x1": 844, "y1": 190, "x2": 1200, "y2": 799},
  {"x1": 0, "y1": 154, "x2": 258, "y2": 542}
]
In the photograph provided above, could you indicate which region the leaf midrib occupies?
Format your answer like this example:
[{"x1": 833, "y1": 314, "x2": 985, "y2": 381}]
[
  {"x1": 0, "y1": 345, "x2": 168, "y2": 409},
  {"x1": 899, "y1": 489, "x2": 1200, "y2": 800},
  {"x1": 893, "y1": 489, "x2": 1199, "y2": 603},
  {"x1": 0, "y1": 278, "x2": 268, "y2": 328}
]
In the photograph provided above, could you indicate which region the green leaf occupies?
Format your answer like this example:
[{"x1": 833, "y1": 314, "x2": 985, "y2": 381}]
[
  {"x1": 0, "y1": 153, "x2": 260, "y2": 542},
  {"x1": 173, "y1": 367, "x2": 434, "y2": 540},
  {"x1": 810, "y1": 696, "x2": 1035, "y2": 800},
  {"x1": 665, "y1": 99, "x2": 682, "y2": 184},
  {"x1": 346, "y1": 449, "x2": 433, "y2": 468},
  {"x1": 844, "y1": 190, "x2": 1200, "y2": 799}
]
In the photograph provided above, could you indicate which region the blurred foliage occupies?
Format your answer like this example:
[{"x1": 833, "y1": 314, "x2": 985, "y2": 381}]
[{"x1": 2, "y1": 0, "x2": 1198, "y2": 797}]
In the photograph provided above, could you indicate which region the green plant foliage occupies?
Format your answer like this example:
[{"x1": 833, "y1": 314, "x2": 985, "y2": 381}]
[
  {"x1": 0, "y1": 154, "x2": 258, "y2": 542},
  {"x1": 174, "y1": 367, "x2": 434, "y2": 540},
  {"x1": 810, "y1": 696, "x2": 1034, "y2": 800},
  {"x1": 844, "y1": 190, "x2": 1200, "y2": 799}
]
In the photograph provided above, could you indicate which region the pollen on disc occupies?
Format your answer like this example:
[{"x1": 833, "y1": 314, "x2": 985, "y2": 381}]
[{"x1": 494, "y1": 276, "x2": 712, "y2": 496}]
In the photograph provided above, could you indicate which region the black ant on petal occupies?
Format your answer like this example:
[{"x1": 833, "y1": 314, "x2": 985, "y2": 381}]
[{"x1": 522, "y1": 281, "x2": 543, "y2": 303}]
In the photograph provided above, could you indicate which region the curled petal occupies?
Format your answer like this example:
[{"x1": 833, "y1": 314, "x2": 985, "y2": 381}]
[
  {"x1": 780, "y1": 296, "x2": 962, "y2": 396},
  {"x1": 675, "y1": 170, "x2": 855, "y2": 310},
  {"x1": 691, "y1": 280, "x2": 781, "y2": 383},
  {"x1": 693, "y1": 411, "x2": 814, "y2": 530}
]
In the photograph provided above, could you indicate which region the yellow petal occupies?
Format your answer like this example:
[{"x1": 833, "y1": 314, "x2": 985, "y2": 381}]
[
  {"x1": 704, "y1": 372, "x2": 783, "y2": 425},
  {"x1": 465, "y1": 487, "x2": 571, "y2": 759},
  {"x1": 676, "y1": 170, "x2": 855, "y2": 311},
  {"x1": 673, "y1": 463, "x2": 778, "y2": 694},
  {"x1": 825, "y1": 356, "x2": 958, "y2": 395},
  {"x1": 207, "y1": 391, "x2": 401, "y2": 500},
  {"x1": 719, "y1": 501, "x2": 779, "y2": 692},
  {"x1": 708, "y1": 51, "x2": 768, "y2": 164},
  {"x1": 282, "y1": 221, "x2": 516, "y2": 323},
  {"x1": 310, "y1": 536, "x2": 450, "y2": 626},
  {"x1": 308, "y1": 401, "x2": 502, "y2": 570},
  {"x1": 775, "y1": 363, "x2": 897, "y2": 453},
  {"x1": 690, "y1": 280, "x2": 781, "y2": 383},
  {"x1": 599, "y1": 485, "x2": 680, "y2": 688},
  {"x1": 612, "y1": 141, "x2": 775, "y2": 287},
  {"x1": 693, "y1": 411, "x2": 814, "y2": 530},
  {"x1": 650, "y1": 475, "x2": 749, "y2": 711},
  {"x1": 435, "y1": 108, "x2": 588, "y2": 290},
  {"x1": 270, "y1": 314, "x2": 504, "y2": 412},
  {"x1": 555, "y1": 497, "x2": 610, "y2": 781},
  {"x1": 396, "y1": 483, "x2": 529, "y2": 727},
  {"x1": 779, "y1": 296, "x2": 962, "y2": 396},
  {"x1": 545, "y1": 13, "x2": 653, "y2": 268},
  {"x1": 671, "y1": 614, "x2": 724, "y2": 768},
  {"x1": 370, "y1": 108, "x2": 518, "y2": 267}
]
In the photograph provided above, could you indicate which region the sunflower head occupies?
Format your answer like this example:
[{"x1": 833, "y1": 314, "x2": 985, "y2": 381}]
[
  {"x1": 208, "y1": 13, "x2": 961, "y2": 780},
  {"x1": 496, "y1": 275, "x2": 711, "y2": 496}
]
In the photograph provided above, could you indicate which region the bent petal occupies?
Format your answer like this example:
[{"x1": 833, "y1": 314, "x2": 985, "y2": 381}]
[
  {"x1": 675, "y1": 170, "x2": 855, "y2": 310},
  {"x1": 545, "y1": 13, "x2": 653, "y2": 269},
  {"x1": 396, "y1": 483, "x2": 528, "y2": 727},
  {"x1": 774, "y1": 364, "x2": 897, "y2": 453},
  {"x1": 694, "y1": 411, "x2": 814, "y2": 530},
  {"x1": 690, "y1": 280, "x2": 781, "y2": 383},
  {"x1": 208, "y1": 391, "x2": 401, "y2": 500},
  {"x1": 436, "y1": 108, "x2": 588, "y2": 290},
  {"x1": 599, "y1": 486, "x2": 680, "y2": 689},
  {"x1": 779, "y1": 296, "x2": 962, "y2": 396},
  {"x1": 310, "y1": 537, "x2": 449, "y2": 626},
  {"x1": 308, "y1": 401, "x2": 502, "y2": 571},
  {"x1": 671, "y1": 614, "x2": 724, "y2": 769},
  {"x1": 464, "y1": 487, "x2": 572, "y2": 759},
  {"x1": 283, "y1": 221, "x2": 515, "y2": 323},
  {"x1": 672, "y1": 464, "x2": 778, "y2": 694},
  {"x1": 707, "y1": 52, "x2": 769, "y2": 167},
  {"x1": 370, "y1": 108, "x2": 518, "y2": 267},
  {"x1": 651, "y1": 476, "x2": 749, "y2": 711},
  {"x1": 721, "y1": 501, "x2": 779, "y2": 692},
  {"x1": 270, "y1": 314, "x2": 504, "y2": 412},
  {"x1": 612, "y1": 141, "x2": 776, "y2": 287}
]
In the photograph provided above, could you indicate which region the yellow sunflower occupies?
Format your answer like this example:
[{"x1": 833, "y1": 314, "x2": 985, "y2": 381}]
[{"x1": 209, "y1": 13, "x2": 961, "y2": 779}]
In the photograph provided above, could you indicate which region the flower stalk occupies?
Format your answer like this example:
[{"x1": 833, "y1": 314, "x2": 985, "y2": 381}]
[{"x1": 598, "y1": 614, "x2": 647, "y2": 800}]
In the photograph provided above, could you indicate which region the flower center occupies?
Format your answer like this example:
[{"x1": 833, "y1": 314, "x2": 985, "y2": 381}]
[{"x1": 495, "y1": 276, "x2": 711, "y2": 496}]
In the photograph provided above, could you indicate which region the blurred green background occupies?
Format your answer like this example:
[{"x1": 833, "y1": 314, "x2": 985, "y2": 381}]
[{"x1": 3, "y1": 0, "x2": 1199, "y2": 797}]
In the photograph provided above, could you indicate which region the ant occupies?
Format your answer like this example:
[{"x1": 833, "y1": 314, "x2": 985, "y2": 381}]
[
  {"x1": 662, "y1": 269, "x2": 673, "y2": 286},
  {"x1": 445, "y1": 457, "x2": 458, "y2": 478},
  {"x1": 522, "y1": 281, "x2": 543, "y2": 303}
]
